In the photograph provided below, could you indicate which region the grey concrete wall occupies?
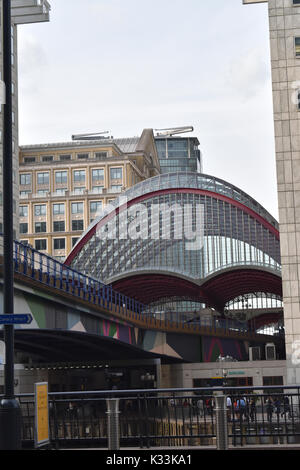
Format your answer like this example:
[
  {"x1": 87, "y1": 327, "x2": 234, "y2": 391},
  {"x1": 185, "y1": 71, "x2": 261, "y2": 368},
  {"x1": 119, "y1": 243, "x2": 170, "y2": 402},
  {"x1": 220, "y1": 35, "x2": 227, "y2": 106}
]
[{"x1": 268, "y1": 0, "x2": 300, "y2": 384}]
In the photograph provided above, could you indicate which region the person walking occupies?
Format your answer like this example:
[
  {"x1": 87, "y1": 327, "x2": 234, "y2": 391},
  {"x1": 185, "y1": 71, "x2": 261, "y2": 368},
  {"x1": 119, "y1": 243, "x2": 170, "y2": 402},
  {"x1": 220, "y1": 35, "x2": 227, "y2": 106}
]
[
  {"x1": 249, "y1": 397, "x2": 256, "y2": 423},
  {"x1": 266, "y1": 397, "x2": 274, "y2": 422},
  {"x1": 227, "y1": 396, "x2": 232, "y2": 422},
  {"x1": 236, "y1": 397, "x2": 246, "y2": 422},
  {"x1": 281, "y1": 396, "x2": 292, "y2": 420},
  {"x1": 274, "y1": 397, "x2": 281, "y2": 420}
]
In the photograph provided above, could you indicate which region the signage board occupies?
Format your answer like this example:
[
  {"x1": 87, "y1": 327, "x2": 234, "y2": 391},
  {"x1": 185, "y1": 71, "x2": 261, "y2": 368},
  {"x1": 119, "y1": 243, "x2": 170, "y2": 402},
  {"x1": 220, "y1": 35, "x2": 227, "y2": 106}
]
[
  {"x1": 34, "y1": 382, "x2": 50, "y2": 448},
  {"x1": 228, "y1": 370, "x2": 246, "y2": 376},
  {"x1": 0, "y1": 314, "x2": 33, "y2": 325}
]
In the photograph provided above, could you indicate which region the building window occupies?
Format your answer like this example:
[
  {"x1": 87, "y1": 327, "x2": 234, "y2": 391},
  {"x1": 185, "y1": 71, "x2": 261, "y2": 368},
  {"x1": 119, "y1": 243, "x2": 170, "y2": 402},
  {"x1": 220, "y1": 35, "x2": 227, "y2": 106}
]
[
  {"x1": 95, "y1": 152, "x2": 107, "y2": 160},
  {"x1": 111, "y1": 185, "x2": 122, "y2": 193},
  {"x1": 20, "y1": 174, "x2": 31, "y2": 186},
  {"x1": 263, "y1": 376, "x2": 284, "y2": 386},
  {"x1": 92, "y1": 169, "x2": 104, "y2": 181},
  {"x1": 92, "y1": 186, "x2": 104, "y2": 194},
  {"x1": 293, "y1": 0, "x2": 300, "y2": 4},
  {"x1": 19, "y1": 206, "x2": 28, "y2": 217},
  {"x1": 37, "y1": 172, "x2": 49, "y2": 185},
  {"x1": 55, "y1": 171, "x2": 68, "y2": 185},
  {"x1": 53, "y1": 220, "x2": 65, "y2": 232},
  {"x1": 72, "y1": 237, "x2": 79, "y2": 247},
  {"x1": 34, "y1": 204, "x2": 47, "y2": 216},
  {"x1": 37, "y1": 190, "x2": 48, "y2": 196},
  {"x1": 110, "y1": 167, "x2": 123, "y2": 180},
  {"x1": 296, "y1": 37, "x2": 300, "y2": 56},
  {"x1": 72, "y1": 219, "x2": 84, "y2": 231},
  {"x1": 90, "y1": 201, "x2": 103, "y2": 213},
  {"x1": 73, "y1": 187, "x2": 85, "y2": 195},
  {"x1": 53, "y1": 203, "x2": 65, "y2": 215},
  {"x1": 24, "y1": 157, "x2": 36, "y2": 164},
  {"x1": 73, "y1": 170, "x2": 86, "y2": 183},
  {"x1": 20, "y1": 190, "x2": 31, "y2": 197},
  {"x1": 35, "y1": 239, "x2": 47, "y2": 251},
  {"x1": 54, "y1": 238, "x2": 65, "y2": 250},
  {"x1": 77, "y1": 153, "x2": 89, "y2": 160},
  {"x1": 60, "y1": 154, "x2": 71, "y2": 161},
  {"x1": 55, "y1": 188, "x2": 67, "y2": 196},
  {"x1": 42, "y1": 156, "x2": 53, "y2": 162},
  {"x1": 19, "y1": 206, "x2": 28, "y2": 218},
  {"x1": 71, "y1": 202, "x2": 84, "y2": 214},
  {"x1": 35, "y1": 221, "x2": 47, "y2": 233},
  {"x1": 19, "y1": 223, "x2": 28, "y2": 234}
]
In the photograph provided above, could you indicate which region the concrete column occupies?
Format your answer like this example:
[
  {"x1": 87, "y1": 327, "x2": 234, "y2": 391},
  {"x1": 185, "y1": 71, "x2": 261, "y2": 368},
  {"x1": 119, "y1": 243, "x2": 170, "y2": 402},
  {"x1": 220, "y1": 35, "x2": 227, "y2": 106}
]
[
  {"x1": 243, "y1": 0, "x2": 300, "y2": 384},
  {"x1": 268, "y1": 0, "x2": 300, "y2": 384}
]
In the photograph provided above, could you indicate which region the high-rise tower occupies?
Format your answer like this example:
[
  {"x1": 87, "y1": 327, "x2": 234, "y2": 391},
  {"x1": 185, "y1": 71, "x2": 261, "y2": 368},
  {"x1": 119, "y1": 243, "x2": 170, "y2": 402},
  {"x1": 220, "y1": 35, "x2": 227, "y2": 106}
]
[
  {"x1": 0, "y1": 1, "x2": 51, "y2": 240},
  {"x1": 243, "y1": 0, "x2": 300, "y2": 384}
]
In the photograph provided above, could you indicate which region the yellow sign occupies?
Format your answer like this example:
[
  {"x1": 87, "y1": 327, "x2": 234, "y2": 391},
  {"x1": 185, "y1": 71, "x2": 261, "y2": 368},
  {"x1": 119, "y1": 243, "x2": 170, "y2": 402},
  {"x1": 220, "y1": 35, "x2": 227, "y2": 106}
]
[{"x1": 35, "y1": 382, "x2": 49, "y2": 447}]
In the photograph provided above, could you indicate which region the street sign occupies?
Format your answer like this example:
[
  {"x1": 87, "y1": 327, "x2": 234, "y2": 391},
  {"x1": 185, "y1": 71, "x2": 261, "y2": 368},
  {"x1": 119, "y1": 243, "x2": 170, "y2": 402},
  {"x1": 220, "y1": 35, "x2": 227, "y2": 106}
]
[
  {"x1": 34, "y1": 382, "x2": 50, "y2": 448},
  {"x1": 0, "y1": 314, "x2": 33, "y2": 325}
]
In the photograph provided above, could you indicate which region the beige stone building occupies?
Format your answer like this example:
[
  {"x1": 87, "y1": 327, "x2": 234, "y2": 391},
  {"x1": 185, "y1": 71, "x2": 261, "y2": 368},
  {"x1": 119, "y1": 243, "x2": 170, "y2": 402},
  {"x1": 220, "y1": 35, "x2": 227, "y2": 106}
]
[
  {"x1": 18, "y1": 129, "x2": 160, "y2": 260},
  {"x1": 243, "y1": 0, "x2": 300, "y2": 383}
]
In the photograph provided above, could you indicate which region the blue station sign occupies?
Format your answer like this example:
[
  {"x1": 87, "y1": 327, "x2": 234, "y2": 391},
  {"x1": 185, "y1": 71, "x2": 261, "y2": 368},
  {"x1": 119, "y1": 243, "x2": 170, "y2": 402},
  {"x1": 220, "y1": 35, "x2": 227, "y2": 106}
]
[{"x1": 0, "y1": 314, "x2": 33, "y2": 325}]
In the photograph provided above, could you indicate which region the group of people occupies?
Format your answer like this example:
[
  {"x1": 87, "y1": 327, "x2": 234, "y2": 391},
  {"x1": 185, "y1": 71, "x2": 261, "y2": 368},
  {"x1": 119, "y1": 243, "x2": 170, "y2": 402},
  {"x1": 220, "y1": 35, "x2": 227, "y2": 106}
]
[
  {"x1": 226, "y1": 395, "x2": 292, "y2": 423},
  {"x1": 265, "y1": 396, "x2": 292, "y2": 422}
]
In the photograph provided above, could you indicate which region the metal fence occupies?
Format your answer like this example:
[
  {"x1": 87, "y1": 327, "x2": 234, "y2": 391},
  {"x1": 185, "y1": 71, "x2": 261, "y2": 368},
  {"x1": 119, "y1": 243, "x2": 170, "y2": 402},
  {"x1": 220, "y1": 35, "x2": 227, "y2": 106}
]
[{"x1": 16, "y1": 385, "x2": 300, "y2": 449}]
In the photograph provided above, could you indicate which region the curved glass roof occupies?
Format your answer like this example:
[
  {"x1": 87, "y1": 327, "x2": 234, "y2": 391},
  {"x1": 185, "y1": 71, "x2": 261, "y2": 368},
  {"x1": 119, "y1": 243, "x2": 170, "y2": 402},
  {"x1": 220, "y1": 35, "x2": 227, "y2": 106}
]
[
  {"x1": 81, "y1": 172, "x2": 278, "y2": 240},
  {"x1": 67, "y1": 172, "x2": 281, "y2": 301}
]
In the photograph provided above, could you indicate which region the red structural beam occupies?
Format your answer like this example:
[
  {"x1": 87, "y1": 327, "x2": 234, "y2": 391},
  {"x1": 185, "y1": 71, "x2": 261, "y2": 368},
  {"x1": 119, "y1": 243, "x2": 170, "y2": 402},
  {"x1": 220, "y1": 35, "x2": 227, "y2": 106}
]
[{"x1": 112, "y1": 269, "x2": 282, "y2": 311}]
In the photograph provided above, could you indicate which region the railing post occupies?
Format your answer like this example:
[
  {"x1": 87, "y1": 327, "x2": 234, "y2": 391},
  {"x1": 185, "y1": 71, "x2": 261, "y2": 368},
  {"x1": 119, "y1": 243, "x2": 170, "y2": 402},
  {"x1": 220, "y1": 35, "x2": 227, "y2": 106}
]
[
  {"x1": 59, "y1": 264, "x2": 63, "y2": 290},
  {"x1": 46, "y1": 256, "x2": 50, "y2": 284},
  {"x1": 214, "y1": 393, "x2": 229, "y2": 451},
  {"x1": 31, "y1": 249, "x2": 35, "y2": 278},
  {"x1": 109, "y1": 286, "x2": 113, "y2": 310},
  {"x1": 23, "y1": 245, "x2": 27, "y2": 275},
  {"x1": 106, "y1": 398, "x2": 120, "y2": 450}
]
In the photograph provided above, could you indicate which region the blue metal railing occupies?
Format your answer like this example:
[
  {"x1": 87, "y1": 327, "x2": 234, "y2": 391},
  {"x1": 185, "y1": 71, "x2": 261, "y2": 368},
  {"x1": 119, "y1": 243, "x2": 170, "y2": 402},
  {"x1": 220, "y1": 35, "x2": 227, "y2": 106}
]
[
  {"x1": 0, "y1": 239, "x2": 282, "y2": 339},
  {"x1": 13, "y1": 239, "x2": 144, "y2": 317}
]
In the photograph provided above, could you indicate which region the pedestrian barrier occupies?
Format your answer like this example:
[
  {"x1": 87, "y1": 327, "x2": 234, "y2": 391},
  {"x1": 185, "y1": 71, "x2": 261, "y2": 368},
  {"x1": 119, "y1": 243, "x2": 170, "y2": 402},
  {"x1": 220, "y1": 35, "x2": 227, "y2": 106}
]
[{"x1": 12, "y1": 385, "x2": 300, "y2": 449}]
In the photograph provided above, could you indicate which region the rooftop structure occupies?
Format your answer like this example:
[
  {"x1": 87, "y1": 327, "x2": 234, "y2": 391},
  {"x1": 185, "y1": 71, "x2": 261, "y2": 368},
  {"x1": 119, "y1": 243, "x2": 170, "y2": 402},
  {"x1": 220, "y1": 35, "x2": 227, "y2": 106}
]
[{"x1": 155, "y1": 127, "x2": 202, "y2": 174}]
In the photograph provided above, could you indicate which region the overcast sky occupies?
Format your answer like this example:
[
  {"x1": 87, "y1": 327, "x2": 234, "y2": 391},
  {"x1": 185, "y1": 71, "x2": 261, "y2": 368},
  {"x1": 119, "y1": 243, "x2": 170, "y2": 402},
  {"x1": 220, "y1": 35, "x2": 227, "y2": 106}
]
[{"x1": 17, "y1": 0, "x2": 278, "y2": 218}]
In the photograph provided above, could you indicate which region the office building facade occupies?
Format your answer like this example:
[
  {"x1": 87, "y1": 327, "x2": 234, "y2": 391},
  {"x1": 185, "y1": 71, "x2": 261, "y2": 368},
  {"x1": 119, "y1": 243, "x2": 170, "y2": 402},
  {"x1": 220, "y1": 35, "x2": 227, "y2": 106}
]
[{"x1": 18, "y1": 129, "x2": 160, "y2": 259}]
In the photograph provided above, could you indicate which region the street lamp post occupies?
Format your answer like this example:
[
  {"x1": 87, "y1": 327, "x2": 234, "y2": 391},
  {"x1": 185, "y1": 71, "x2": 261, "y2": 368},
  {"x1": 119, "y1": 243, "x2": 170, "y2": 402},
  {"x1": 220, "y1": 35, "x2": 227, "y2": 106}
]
[{"x1": 0, "y1": 0, "x2": 22, "y2": 450}]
